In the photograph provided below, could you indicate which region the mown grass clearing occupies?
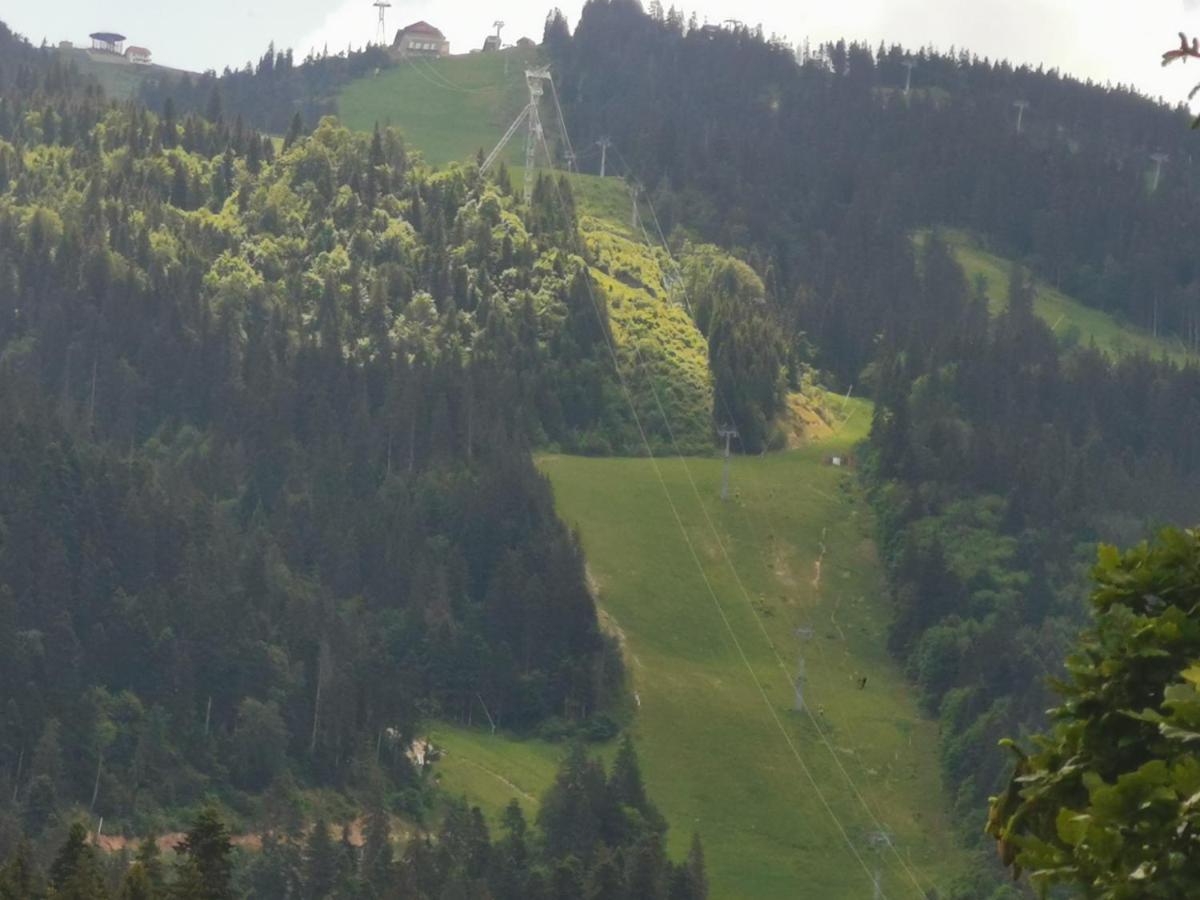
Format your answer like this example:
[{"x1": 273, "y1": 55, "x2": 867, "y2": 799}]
[
  {"x1": 433, "y1": 397, "x2": 968, "y2": 899},
  {"x1": 426, "y1": 725, "x2": 567, "y2": 820},
  {"x1": 921, "y1": 229, "x2": 1197, "y2": 364},
  {"x1": 337, "y1": 48, "x2": 539, "y2": 166},
  {"x1": 541, "y1": 401, "x2": 968, "y2": 899}
]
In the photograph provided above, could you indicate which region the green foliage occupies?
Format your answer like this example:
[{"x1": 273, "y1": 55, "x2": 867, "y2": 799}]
[
  {"x1": 539, "y1": 421, "x2": 974, "y2": 898},
  {"x1": 0, "y1": 32, "x2": 630, "y2": 841},
  {"x1": 988, "y1": 528, "x2": 1200, "y2": 896},
  {"x1": 679, "y1": 243, "x2": 791, "y2": 451},
  {"x1": 582, "y1": 218, "x2": 713, "y2": 452},
  {"x1": 337, "y1": 47, "x2": 542, "y2": 167},
  {"x1": 173, "y1": 807, "x2": 234, "y2": 900},
  {"x1": 918, "y1": 229, "x2": 1199, "y2": 365},
  {"x1": 49, "y1": 823, "x2": 108, "y2": 900}
]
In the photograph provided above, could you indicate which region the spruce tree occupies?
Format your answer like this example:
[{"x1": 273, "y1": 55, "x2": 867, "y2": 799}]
[
  {"x1": 117, "y1": 862, "x2": 154, "y2": 900},
  {"x1": 284, "y1": 112, "x2": 304, "y2": 151},
  {"x1": 303, "y1": 819, "x2": 339, "y2": 900},
  {"x1": 48, "y1": 822, "x2": 108, "y2": 900},
  {"x1": 174, "y1": 807, "x2": 234, "y2": 900},
  {"x1": 0, "y1": 839, "x2": 42, "y2": 900}
]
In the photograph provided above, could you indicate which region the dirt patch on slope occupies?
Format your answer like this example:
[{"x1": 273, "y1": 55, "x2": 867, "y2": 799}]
[{"x1": 778, "y1": 392, "x2": 834, "y2": 448}]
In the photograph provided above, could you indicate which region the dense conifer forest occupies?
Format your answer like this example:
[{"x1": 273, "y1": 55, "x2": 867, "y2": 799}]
[
  {"x1": 543, "y1": 0, "x2": 1200, "y2": 845},
  {"x1": 6, "y1": 1, "x2": 1200, "y2": 895},
  {"x1": 0, "y1": 737, "x2": 706, "y2": 899},
  {"x1": 0, "y1": 21, "x2": 718, "y2": 881}
]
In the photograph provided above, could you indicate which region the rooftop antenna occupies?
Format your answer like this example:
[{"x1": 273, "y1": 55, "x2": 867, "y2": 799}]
[
  {"x1": 373, "y1": 0, "x2": 392, "y2": 45},
  {"x1": 718, "y1": 425, "x2": 738, "y2": 501},
  {"x1": 1013, "y1": 99, "x2": 1030, "y2": 134},
  {"x1": 1151, "y1": 152, "x2": 1169, "y2": 191},
  {"x1": 901, "y1": 59, "x2": 916, "y2": 96},
  {"x1": 482, "y1": 66, "x2": 553, "y2": 203}
]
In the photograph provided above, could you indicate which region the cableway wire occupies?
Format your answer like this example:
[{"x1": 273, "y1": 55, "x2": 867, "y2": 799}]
[
  {"x1": 530, "y1": 126, "x2": 893, "y2": 898},
  {"x1": 609, "y1": 141, "x2": 930, "y2": 896},
  {"x1": 417, "y1": 56, "x2": 497, "y2": 94},
  {"x1": 399, "y1": 56, "x2": 475, "y2": 94}
]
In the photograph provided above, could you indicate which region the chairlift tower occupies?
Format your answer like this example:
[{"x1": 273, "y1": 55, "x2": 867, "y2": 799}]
[
  {"x1": 901, "y1": 59, "x2": 916, "y2": 96},
  {"x1": 1013, "y1": 99, "x2": 1030, "y2": 134},
  {"x1": 482, "y1": 67, "x2": 555, "y2": 204},
  {"x1": 866, "y1": 830, "x2": 892, "y2": 900},
  {"x1": 373, "y1": 0, "x2": 392, "y2": 45},
  {"x1": 597, "y1": 137, "x2": 612, "y2": 177},
  {"x1": 1151, "y1": 152, "x2": 1169, "y2": 191},
  {"x1": 718, "y1": 425, "x2": 738, "y2": 501}
]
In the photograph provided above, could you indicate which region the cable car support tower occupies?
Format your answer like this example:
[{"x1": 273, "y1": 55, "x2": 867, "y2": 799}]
[{"x1": 482, "y1": 66, "x2": 571, "y2": 204}]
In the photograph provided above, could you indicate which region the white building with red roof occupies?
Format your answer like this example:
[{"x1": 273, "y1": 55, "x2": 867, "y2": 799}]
[{"x1": 391, "y1": 21, "x2": 450, "y2": 58}]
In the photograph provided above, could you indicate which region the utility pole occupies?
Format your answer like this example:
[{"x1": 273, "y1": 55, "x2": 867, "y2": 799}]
[
  {"x1": 718, "y1": 425, "x2": 738, "y2": 501},
  {"x1": 630, "y1": 181, "x2": 643, "y2": 231},
  {"x1": 901, "y1": 59, "x2": 916, "y2": 96},
  {"x1": 1151, "y1": 152, "x2": 1169, "y2": 191},
  {"x1": 1013, "y1": 99, "x2": 1029, "y2": 134},
  {"x1": 598, "y1": 137, "x2": 612, "y2": 177}
]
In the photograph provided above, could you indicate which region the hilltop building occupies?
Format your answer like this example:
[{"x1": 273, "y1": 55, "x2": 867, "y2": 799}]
[
  {"x1": 125, "y1": 45, "x2": 151, "y2": 65},
  {"x1": 89, "y1": 31, "x2": 125, "y2": 54},
  {"x1": 391, "y1": 21, "x2": 449, "y2": 59},
  {"x1": 482, "y1": 33, "x2": 501, "y2": 52}
]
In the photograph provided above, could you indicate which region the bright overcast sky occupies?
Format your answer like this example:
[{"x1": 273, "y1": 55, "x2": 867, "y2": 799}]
[{"x1": 7, "y1": 1, "x2": 1200, "y2": 104}]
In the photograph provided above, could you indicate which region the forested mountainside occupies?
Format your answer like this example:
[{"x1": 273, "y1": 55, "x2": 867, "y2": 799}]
[
  {"x1": 139, "y1": 43, "x2": 395, "y2": 139},
  {"x1": 547, "y1": 1, "x2": 1200, "y2": 363},
  {"x1": 8, "y1": 4, "x2": 1200, "y2": 896},
  {"x1": 0, "y1": 21, "x2": 663, "y2": 849},
  {"x1": 3, "y1": 739, "x2": 705, "y2": 899},
  {"x1": 546, "y1": 0, "x2": 1200, "y2": 843}
]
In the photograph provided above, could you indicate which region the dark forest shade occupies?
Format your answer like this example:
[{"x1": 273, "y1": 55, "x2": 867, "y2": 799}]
[{"x1": 0, "y1": 20, "x2": 628, "y2": 839}]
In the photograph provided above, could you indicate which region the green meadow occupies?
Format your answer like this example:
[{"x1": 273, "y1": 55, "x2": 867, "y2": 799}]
[
  {"x1": 337, "y1": 48, "x2": 539, "y2": 166},
  {"x1": 430, "y1": 399, "x2": 968, "y2": 899},
  {"x1": 921, "y1": 229, "x2": 1197, "y2": 364},
  {"x1": 335, "y1": 54, "x2": 966, "y2": 896}
]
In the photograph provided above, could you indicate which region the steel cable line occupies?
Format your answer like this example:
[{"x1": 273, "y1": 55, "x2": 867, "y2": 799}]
[
  {"x1": 610, "y1": 142, "x2": 930, "y2": 897},
  {"x1": 531, "y1": 125, "x2": 894, "y2": 898}
]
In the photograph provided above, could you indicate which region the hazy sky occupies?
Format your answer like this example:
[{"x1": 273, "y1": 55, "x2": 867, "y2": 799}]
[{"x1": 8, "y1": 1, "x2": 1200, "y2": 104}]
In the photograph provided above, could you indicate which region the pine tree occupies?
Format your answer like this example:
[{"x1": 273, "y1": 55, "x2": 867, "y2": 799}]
[
  {"x1": 490, "y1": 801, "x2": 529, "y2": 900},
  {"x1": 608, "y1": 736, "x2": 647, "y2": 811},
  {"x1": 118, "y1": 862, "x2": 154, "y2": 900},
  {"x1": 363, "y1": 803, "x2": 394, "y2": 892},
  {"x1": 49, "y1": 822, "x2": 108, "y2": 900},
  {"x1": 174, "y1": 807, "x2": 234, "y2": 900},
  {"x1": 303, "y1": 819, "x2": 339, "y2": 900},
  {"x1": 284, "y1": 112, "x2": 304, "y2": 151},
  {"x1": 584, "y1": 846, "x2": 623, "y2": 900},
  {"x1": 0, "y1": 840, "x2": 42, "y2": 900},
  {"x1": 134, "y1": 837, "x2": 165, "y2": 894}
]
